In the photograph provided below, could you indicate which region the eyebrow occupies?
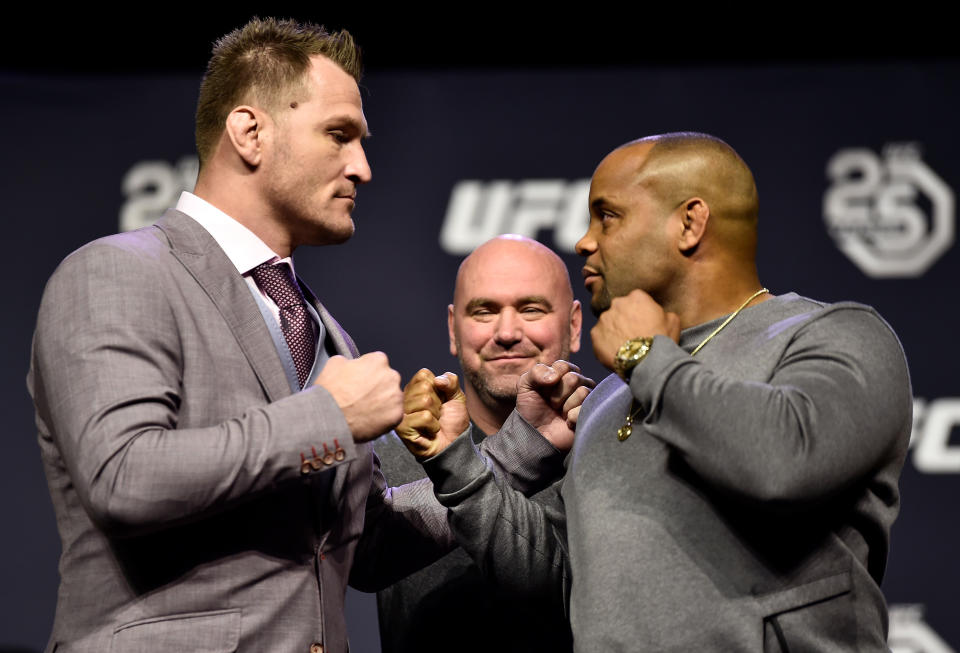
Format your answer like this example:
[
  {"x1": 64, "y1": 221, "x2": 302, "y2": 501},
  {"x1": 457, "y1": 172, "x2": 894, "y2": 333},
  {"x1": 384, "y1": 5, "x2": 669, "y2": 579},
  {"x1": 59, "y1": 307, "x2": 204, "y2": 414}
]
[
  {"x1": 591, "y1": 197, "x2": 614, "y2": 213},
  {"x1": 464, "y1": 296, "x2": 554, "y2": 312}
]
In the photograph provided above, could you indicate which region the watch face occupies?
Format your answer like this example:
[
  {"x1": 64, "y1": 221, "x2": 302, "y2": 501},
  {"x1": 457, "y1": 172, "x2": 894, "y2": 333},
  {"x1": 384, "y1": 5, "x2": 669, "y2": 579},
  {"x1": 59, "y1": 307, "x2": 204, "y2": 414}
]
[{"x1": 616, "y1": 337, "x2": 651, "y2": 376}]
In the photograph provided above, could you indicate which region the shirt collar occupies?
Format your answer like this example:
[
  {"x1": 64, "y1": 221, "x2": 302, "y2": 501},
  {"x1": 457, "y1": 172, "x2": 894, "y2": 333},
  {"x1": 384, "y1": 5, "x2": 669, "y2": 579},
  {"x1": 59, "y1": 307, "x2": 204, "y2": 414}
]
[{"x1": 175, "y1": 191, "x2": 296, "y2": 275}]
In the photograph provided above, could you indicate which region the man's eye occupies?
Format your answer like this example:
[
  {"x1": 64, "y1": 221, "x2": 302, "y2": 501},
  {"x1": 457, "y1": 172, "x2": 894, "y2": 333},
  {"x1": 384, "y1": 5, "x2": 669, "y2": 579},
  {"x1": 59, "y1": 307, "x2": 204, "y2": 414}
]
[
  {"x1": 330, "y1": 130, "x2": 349, "y2": 144},
  {"x1": 599, "y1": 211, "x2": 618, "y2": 231},
  {"x1": 591, "y1": 210, "x2": 615, "y2": 225}
]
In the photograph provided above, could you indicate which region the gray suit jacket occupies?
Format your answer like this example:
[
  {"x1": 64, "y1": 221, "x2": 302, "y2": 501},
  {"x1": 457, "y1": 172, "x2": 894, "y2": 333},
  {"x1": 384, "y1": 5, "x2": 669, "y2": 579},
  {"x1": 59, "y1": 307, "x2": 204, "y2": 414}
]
[{"x1": 29, "y1": 210, "x2": 556, "y2": 653}]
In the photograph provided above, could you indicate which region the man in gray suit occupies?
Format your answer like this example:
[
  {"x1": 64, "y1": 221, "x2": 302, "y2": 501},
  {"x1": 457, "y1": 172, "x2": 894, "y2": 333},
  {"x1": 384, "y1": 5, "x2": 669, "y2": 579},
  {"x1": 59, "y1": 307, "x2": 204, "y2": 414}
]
[
  {"x1": 376, "y1": 235, "x2": 581, "y2": 652},
  {"x1": 28, "y1": 18, "x2": 582, "y2": 653},
  {"x1": 399, "y1": 133, "x2": 913, "y2": 651}
]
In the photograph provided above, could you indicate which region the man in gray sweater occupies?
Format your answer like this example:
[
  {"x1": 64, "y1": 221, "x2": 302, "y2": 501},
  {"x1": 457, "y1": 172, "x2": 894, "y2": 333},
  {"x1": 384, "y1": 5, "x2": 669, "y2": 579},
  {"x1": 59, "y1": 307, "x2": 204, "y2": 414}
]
[
  {"x1": 398, "y1": 132, "x2": 913, "y2": 651},
  {"x1": 376, "y1": 235, "x2": 581, "y2": 652}
]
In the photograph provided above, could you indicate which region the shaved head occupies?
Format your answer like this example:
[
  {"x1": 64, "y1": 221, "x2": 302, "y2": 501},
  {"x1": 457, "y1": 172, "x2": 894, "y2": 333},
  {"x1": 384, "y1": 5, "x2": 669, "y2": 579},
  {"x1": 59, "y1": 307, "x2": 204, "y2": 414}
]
[
  {"x1": 454, "y1": 235, "x2": 574, "y2": 309},
  {"x1": 449, "y1": 235, "x2": 581, "y2": 434},
  {"x1": 578, "y1": 132, "x2": 765, "y2": 322},
  {"x1": 617, "y1": 132, "x2": 760, "y2": 255}
]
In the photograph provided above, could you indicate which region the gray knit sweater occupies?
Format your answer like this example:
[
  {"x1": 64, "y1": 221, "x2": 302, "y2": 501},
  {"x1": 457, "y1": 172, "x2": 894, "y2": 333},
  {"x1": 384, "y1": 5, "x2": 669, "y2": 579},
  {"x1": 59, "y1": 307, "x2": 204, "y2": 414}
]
[{"x1": 424, "y1": 293, "x2": 912, "y2": 652}]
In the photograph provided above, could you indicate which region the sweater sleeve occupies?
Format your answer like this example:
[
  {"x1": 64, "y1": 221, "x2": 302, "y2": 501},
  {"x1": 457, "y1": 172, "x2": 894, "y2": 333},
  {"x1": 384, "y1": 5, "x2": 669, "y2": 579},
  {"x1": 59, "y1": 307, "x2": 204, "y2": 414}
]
[
  {"x1": 349, "y1": 413, "x2": 569, "y2": 592},
  {"x1": 420, "y1": 412, "x2": 571, "y2": 608},
  {"x1": 629, "y1": 305, "x2": 912, "y2": 509}
]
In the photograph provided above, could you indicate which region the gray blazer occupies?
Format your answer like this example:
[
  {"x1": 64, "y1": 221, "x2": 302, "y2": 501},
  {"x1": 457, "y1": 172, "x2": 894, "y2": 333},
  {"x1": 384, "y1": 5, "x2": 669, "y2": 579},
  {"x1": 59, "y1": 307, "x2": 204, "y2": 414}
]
[{"x1": 28, "y1": 210, "x2": 481, "y2": 652}]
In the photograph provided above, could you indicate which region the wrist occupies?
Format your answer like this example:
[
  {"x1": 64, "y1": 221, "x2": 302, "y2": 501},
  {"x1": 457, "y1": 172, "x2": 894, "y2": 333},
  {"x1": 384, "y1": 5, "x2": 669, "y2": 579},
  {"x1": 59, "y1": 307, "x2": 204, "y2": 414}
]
[{"x1": 613, "y1": 336, "x2": 653, "y2": 381}]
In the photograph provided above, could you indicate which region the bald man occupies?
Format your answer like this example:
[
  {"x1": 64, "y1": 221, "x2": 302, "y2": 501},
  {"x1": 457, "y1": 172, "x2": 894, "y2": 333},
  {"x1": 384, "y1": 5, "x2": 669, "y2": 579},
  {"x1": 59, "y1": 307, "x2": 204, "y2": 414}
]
[
  {"x1": 401, "y1": 133, "x2": 912, "y2": 651},
  {"x1": 375, "y1": 235, "x2": 581, "y2": 653}
]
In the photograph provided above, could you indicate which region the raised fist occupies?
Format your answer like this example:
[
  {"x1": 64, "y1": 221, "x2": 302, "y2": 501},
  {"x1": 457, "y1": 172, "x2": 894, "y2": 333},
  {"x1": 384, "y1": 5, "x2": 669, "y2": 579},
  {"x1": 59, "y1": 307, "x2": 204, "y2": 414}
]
[
  {"x1": 396, "y1": 368, "x2": 469, "y2": 459},
  {"x1": 314, "y1": 352, "x2": 403, "y2": 442},
  {"x1": 516, "y1": 360, "x2": 595, "y2": 451}
]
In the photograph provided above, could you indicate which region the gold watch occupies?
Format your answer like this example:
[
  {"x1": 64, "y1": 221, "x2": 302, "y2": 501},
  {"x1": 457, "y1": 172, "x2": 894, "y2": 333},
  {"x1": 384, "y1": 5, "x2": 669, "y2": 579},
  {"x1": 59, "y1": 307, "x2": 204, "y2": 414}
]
[{"x1": 614, "y1": 337, "x2": 653, "y2": 379}]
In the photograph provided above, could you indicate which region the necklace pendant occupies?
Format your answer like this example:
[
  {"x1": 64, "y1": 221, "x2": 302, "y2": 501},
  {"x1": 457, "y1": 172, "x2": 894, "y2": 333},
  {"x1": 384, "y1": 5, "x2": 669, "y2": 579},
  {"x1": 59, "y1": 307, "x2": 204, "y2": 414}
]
[{"x1": 617, "y1": 424, "x2": 633, "y2": 441}]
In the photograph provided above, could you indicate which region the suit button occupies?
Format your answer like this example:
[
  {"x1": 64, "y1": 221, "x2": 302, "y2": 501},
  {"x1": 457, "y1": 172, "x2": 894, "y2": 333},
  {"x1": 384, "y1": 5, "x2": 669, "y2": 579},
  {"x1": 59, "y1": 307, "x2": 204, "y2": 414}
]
[{"x1": 310, "y1": 644, "x2": 323, "y2": 653}]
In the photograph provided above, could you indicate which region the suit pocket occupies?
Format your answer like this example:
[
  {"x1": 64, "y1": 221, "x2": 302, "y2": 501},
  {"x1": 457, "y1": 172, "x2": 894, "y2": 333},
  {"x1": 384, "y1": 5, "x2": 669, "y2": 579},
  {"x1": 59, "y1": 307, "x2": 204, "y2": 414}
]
[
  {"x1": 754, "y1": 572, "x2": 853, "y2": 653},
  {"x1": 111, "y1": 608, "x2": 241, "y2": 653}
]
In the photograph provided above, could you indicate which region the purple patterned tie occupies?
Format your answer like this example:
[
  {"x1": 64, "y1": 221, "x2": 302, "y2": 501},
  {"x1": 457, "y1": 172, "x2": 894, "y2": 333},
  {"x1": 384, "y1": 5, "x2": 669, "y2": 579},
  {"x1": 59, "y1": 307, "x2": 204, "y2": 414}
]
[{"x1": 250, "y1": 262, "x2": 316, "y2": 388}]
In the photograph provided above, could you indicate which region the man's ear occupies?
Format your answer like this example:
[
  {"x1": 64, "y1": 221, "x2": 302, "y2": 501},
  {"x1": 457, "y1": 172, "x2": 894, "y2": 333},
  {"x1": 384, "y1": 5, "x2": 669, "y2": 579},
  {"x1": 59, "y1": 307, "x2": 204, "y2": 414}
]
[
  {"x1": 447, "y1": 304, "x2": 458, "y2": 357},
  {"x1": 569, "y1": 300, "x2": 583, "y2": 354},
  {"x1": 224, "y1": 105, "x2": 265, "y2": 167},
  {"x1": 679, "y1": 197, "x2": 710, "y2": 253}
]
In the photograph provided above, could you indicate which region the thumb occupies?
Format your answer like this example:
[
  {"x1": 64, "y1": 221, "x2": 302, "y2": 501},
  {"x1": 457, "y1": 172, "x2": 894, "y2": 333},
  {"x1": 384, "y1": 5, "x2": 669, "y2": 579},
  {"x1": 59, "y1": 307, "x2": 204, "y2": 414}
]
[
  {"x1": 519, "y1": 363, "x2": 560, "y2": 393},
  {"x1": 435, "y1": 372, "x2": 466, "y2": 402}
]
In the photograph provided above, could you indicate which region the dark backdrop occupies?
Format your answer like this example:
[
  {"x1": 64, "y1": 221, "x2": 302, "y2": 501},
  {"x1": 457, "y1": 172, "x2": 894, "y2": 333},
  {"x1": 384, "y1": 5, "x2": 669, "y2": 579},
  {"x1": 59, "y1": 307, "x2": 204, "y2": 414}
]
[{"x1": 2, "y1": 9, "x2": 957, "y2": 652}]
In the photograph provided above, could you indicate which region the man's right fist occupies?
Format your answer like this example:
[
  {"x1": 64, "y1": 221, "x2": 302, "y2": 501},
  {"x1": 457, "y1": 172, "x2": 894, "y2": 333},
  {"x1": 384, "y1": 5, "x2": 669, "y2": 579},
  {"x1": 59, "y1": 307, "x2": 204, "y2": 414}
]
[
  {"x1": 516, "y1": 360, "x2": 595, "y2": 452},
  {"x1": 396, "y1": 368, "x2": 468, "y2": 459},
  {"x1": 314, "y1": 353, "x2": 403, "y2": 442}
]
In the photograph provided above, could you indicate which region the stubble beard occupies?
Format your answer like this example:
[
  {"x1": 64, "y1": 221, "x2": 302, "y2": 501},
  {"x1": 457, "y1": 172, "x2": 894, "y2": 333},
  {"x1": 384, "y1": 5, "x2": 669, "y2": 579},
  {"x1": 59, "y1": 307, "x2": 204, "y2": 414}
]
[
  {"x1": 466, "y1": 366, "x2": 521, "y2": 407},
  {"x1": 269, "y1": 143, "x2": 355, "y2": 247},
  {"x1": 590, "y1": 284, "x2": 613, "y2": 318},
  {"x1": 458, "y1": 339, "x2": 572, "y2": 415},
  {"x1": 289, "y1": 192, "x2": 355, "y2": 247}
]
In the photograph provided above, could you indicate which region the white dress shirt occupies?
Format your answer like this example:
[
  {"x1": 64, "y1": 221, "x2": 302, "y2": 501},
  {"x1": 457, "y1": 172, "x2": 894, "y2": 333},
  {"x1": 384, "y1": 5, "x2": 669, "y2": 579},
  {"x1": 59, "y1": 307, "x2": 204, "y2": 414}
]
[{"x1": 175, "y1": 191, "x2": 311, "y2": 332}]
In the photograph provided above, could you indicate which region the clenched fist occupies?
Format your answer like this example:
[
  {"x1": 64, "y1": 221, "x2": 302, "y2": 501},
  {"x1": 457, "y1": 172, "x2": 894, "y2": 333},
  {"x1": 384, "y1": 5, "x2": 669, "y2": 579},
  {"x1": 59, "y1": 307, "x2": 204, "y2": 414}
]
[
  {"x1": 516, "y1": 360, "x2": 595, "y2": 452},
  {"x1": 396, "y1": 368, "x2": 468, "y2": 459},
  {"x1": 314, "y1": 352, "x2": 403, "y2": 442},
  {"x1": 591, "y1": 289, "x2": 680, "y2": 371}
]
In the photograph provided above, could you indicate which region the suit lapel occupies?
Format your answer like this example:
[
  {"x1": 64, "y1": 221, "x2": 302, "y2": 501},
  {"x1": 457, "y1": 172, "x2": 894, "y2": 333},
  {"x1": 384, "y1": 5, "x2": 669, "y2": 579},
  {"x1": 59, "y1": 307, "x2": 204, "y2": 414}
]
[
  {"x1": 154, "y1": 209, "x2": 293, "y2": 403},
  {"x1": 299, "y1": 280, "x2": 360, "y2": 359}
]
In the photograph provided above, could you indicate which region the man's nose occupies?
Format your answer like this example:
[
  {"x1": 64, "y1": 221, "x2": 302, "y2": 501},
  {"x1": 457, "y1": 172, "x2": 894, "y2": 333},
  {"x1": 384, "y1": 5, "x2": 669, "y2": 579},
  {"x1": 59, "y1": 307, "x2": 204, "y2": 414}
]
[
  {"x1": 575, "y1": 224, "x2": 597, "y2": 257},
  {"x1": 494, "y1": 309, "x2": 523, "y2": 346},
  {"x1": 346, "y1": 143, "x2": 372, "y2": 185}
]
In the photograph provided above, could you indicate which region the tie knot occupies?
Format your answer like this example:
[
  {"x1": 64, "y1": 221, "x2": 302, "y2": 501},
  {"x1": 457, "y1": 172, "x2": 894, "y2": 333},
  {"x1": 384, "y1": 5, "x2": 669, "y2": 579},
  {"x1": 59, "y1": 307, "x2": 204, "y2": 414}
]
[{"x1": 250, "y1": 262, "x2": 304, "y2": 310}]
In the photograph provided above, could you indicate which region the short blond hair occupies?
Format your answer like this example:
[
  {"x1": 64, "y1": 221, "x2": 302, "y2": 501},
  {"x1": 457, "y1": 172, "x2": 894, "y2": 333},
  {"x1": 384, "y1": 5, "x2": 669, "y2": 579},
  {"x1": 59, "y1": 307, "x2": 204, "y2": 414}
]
[{"x1": 194, "y1": 17, "x2": 362, "y2": 167}]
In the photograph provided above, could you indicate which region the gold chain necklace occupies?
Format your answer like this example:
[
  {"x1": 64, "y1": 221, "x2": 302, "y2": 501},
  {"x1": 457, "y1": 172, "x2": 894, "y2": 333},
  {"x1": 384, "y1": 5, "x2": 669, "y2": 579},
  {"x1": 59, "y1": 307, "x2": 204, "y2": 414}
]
[{"x1": 617, "y1": 288, "x2": 769, "y2": 442}]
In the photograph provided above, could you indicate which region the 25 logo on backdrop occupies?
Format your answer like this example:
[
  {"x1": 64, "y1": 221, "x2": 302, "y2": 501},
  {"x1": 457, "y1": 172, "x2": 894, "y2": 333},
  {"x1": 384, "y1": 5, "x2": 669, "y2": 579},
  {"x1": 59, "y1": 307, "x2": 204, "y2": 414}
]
[
  {"x1": 824, "y1": 144, "x2": 955, "y2": 278},
  {"x1": 119, "y1": 156, "x2": 199, "y2": 231}
]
